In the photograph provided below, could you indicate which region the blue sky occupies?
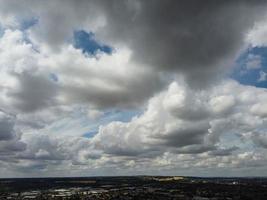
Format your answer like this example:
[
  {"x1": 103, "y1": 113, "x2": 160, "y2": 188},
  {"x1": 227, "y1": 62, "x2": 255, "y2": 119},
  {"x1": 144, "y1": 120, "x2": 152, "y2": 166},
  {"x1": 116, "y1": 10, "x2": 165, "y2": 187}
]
[
  {"x1": 19, "y1": 17, "x2": 38, "y2": 30},
  {"x1": 82, "y1": 109, "x2": 142, "y2": 138},
  {"x1": 74, "y1": 30, "x2": 112, "y2": 55},
  {"x1": 231, "y1": 47, "x2": 267, "y2": 88}
]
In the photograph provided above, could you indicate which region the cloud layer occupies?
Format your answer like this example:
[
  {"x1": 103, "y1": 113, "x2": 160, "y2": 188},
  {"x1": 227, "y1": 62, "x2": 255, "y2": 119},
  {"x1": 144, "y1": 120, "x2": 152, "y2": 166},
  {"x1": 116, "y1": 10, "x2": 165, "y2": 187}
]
[
  {"x1": 1, "y1": 0, "x2": 267, "y2": 87},
  {"x1": 0, "y1": 0, "x2": 267, "y2": 177}
]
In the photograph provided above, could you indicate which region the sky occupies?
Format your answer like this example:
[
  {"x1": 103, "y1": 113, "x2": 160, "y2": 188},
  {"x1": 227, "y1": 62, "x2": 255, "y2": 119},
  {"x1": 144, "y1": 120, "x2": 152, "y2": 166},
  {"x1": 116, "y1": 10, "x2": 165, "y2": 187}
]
[{"x1": 1, "y1": 0, "x2": 267, "y2": 178}]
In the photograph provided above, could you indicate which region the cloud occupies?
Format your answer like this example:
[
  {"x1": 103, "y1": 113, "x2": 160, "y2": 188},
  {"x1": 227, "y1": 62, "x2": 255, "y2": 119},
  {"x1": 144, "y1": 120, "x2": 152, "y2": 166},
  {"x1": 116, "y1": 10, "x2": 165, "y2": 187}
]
[
  {"x1": 9, "y1": 72, "x2": 59, "y2": 112},
  {"x1": 0, "y1": 29, "x2": 58, "y2": 114},
  {"x1": 249, "y1": 132, "x2": 267, "y2": 149},
  {"x1": 90, "y1": 80, "x2": 267, "y2": 162},
  {"x1": 47, "y1": 46, "x2": 165, "y2": 109},
  {"x1": 91, "y1": 81, "x2": 215, "y2": 157},
  {"x1": 0, "y1": 110, "x2": 16, "y2": 141},
  {"x1": 1, "y1": 0, "x2": 267, "y2": 88},
  {"x1": 18, "y1": 134, "x2": 68, "y2": 161},
  {"x1": 251, "y1": 105, "x2": 267, "y2": 120},
  {"x1": 247, "y1": 17, "x2": 267, "y2": 47},
  {"x1": 0, "y1": 110, "x2": 26, "y2": 157},
  {"x1": 87, "y1": 109, "x2": 104, "y2": 121},
  {"x1": 1, "y1": 78, "x2": 267, "y2": 175},
  {"x1": 208, "y1": 146, "x2": 239, "y2": 156},
  {"x1": 0, "y1": 29, "x2": 165, "y2": 115},
  {"x1": 246, "y1": 54, "x2": 262, "y2": 70},
  {"x1": 95, "y1": 0, "x2": 267, "y2": 87},
  {"x1": 258, "y1": 70, "x2": 267, "y2": 82}
]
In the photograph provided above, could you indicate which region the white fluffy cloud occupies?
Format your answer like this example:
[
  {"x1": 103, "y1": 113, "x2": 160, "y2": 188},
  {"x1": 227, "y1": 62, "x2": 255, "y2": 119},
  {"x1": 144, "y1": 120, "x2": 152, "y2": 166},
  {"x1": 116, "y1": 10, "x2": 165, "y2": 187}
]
[
  {"x1": 37, "y1": 79, "x2": 264, "y2": 175},
  {"x1": 0, "y1": 29, "x2": 164, "y2": 113},
  {"x1": 90, "y1": 80, "x2": 267, "y2": 158},
  {"x1": 247, "y1": 19, "x2": 267, "y2": 47},
  {"x1": 0, "y1": 28, "x2": 165, "y2": 175},
  {"x1": 1, "y1": 79, "x2": 267, "y2": 176}
]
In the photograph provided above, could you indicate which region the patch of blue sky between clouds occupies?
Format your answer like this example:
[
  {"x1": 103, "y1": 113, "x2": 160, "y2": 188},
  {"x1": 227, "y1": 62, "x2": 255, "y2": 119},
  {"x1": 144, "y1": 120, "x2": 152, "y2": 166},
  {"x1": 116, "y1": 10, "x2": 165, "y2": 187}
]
[
  {"x1": 19, "y1": 17, "x2": 38, "y2": 30},
  {"x1": 0, "y1": 20, "x2": 40, "y2": 58},
  {"x1": 231, "y1": 47, "x2": 267, "y2": 88},
  {"x1": 73, "y1": 30, "x2": 112, "y2": 55},
  {"x1": 45, "y1": 106, "x2": 141, "y2": 138},
  {"x1": 220, "y1": 131, "x2": 253, "y2": 153},
  {"x1": 49, "y1": 73, "x2": 59, "y2": 82},
  {"x1": 83, "y1": 109, "x2": 142, "y2": 138}
]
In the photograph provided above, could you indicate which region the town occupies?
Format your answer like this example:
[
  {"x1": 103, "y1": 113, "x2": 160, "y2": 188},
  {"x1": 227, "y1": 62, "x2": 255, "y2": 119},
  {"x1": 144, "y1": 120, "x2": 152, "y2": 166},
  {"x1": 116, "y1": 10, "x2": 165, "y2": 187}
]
[{"x1": 0, "y1": 176, "x2": 266, "y2": 199}]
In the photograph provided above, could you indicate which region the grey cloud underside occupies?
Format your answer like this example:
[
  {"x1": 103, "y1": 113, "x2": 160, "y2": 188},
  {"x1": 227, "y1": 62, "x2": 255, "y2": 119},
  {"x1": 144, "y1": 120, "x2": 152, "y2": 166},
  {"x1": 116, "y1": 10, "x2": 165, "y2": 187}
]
[
  {"x1": 0, "y1": 111, "x2": 26, "y2": 157},
  {"x1": 160, "y1": 123, "x2": 209, "y2": 148},
  {"x1": 63, "y1": 70, "x2": 164, "y2": 109},
  {"x1": 0, "y1": 115, "x2": 15, "y2": 141},
  {"x1": 95, "y1": 0, "x2": 267, "y2": 87},
  {"x1": 209, "y1": 146, "x2": 239, "y2": 156},
  {"x1": 9, "y1": 73, "x2": 58, "y2": 112}
]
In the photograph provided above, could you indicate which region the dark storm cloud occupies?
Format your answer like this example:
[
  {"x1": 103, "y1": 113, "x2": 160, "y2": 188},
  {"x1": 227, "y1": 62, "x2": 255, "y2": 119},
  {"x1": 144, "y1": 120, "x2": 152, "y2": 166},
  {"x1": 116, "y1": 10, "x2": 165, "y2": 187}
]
[{"x1": 96, "y1": 0, "x2": 267, "y2": 87}]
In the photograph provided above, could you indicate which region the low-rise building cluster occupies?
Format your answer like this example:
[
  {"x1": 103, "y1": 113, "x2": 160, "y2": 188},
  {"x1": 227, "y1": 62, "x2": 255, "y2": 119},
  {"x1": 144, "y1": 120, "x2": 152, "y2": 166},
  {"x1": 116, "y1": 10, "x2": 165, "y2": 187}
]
[{"x1": 0, "y1": 177, "x2": 266, "y2": 200}]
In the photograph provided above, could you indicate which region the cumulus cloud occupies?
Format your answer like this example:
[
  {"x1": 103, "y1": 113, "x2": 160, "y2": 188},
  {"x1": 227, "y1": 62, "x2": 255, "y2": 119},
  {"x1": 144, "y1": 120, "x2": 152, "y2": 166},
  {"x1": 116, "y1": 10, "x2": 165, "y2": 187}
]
[
  {"x1": 89, "y1": 80, "x2": 267, "y2": 163},
  {"x1": 247, "y1": 17, "x2": 267, "y2": 47},
  {"x1": 0, "y1": 29, "x2": 58, "y2": 114},
  {"x1": 2, "y1": 71, "x2": 267, "y2": 175},
  {"x1": 0, "y1": 29, "x2": 165, "y2": 115}
]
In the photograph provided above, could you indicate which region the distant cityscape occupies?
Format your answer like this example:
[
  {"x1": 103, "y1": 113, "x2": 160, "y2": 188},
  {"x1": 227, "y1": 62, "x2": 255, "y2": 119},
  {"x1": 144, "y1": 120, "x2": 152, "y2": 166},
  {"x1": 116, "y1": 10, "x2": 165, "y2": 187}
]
[{"x1": 0, "y1": 176, "x2": 266, "y2": 200}]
